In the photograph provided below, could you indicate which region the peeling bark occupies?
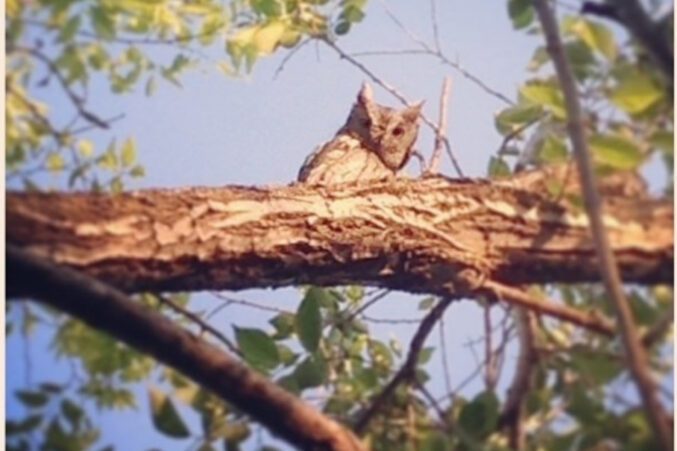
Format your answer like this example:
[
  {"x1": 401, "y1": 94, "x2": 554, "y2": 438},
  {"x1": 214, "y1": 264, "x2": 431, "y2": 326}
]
[{"x1": 7, "y1": 173, "x2": 672, "y2": 296}]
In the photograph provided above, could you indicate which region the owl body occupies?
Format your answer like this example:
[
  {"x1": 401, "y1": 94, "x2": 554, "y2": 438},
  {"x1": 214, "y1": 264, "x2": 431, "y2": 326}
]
[{"x1": 297, "y1": 84, "x2": 422, "y2": 184}]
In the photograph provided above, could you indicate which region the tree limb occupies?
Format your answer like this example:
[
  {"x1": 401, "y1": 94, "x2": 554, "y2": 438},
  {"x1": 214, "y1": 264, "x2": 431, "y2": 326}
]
[
  {"x1": 353, "y1": 296, "x2": 455, "y2": 434},
  {"x1": 7, "y1": 172, "x2": 672, "y2": 335},
  {"x1": 6, "y1": 245, "x2": 364, "y2": 451},
  {"x1": 533, "y1": 2, "x2": 673, "y2": 449}
]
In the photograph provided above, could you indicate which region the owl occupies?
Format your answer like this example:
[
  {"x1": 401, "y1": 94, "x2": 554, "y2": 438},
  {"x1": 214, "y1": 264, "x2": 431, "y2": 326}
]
[{"x1": 297, "y1": 83, "x2": 423, "y2": 184}]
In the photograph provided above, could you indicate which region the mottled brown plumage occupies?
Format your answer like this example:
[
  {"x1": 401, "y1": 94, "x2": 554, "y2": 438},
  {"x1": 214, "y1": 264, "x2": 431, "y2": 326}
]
[{"x1": 298, "y1": 83, "x2": 422, "y2": 184}]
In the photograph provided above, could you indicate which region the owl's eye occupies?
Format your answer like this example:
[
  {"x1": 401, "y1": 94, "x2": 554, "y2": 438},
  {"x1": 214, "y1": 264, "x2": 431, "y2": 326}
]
[{"x1": 392, "y1": 126, "x2": 404, "y2": 136}]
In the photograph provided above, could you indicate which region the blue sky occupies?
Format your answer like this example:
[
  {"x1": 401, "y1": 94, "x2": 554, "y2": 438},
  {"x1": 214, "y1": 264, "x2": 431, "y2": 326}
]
[{"x1": 7, "y1": 2, "x2": 647, "y2": 450}]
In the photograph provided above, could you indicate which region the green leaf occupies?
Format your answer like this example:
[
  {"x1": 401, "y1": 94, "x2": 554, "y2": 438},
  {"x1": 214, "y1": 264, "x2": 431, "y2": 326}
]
[
  {"x1": 334, "y1": 21, "x2": 351, "y2": 35},
  {"x1": 340, "y1": 5, "x2": 365, "y2": 23},
  {"x1": 90, "y1": 5, "x2": 115, "y2": 40},
  {"x1": 110, "y1": 176, "x2": 123, "y2": 193},
  {"x1": 77, "y1": 139, "x2": 94, "y2": 157},
  {"x1": 276, "y1": 343, "x2": 299, "y2": 367},
  {"x1": 610, "y1": 71, "x2": 663, "y2": 114},
  {"x1": 417, "y1": 346, "x2": 434, "y2": 365},
  {"x1": 569, "y1": 18, "x2": 616, "y2": 60},
  {"x1": 589, "y1": 133, "x2": 643, "y2": 170},
  {"x1": 293, "y1": 356, "x2": 326, "y2": 389},
  {"x1": 368, "y1": 339, "x2": 393, "y2": 371},
  {"x1": 130, "y1": 165, "x2": 146, "y2": 178},
  {"x1": 520, "y1": 80, "x2": 566, "y2": 119},
  {"x1": 487, "y1": 156, "x2": 510, "y2": 178},
  {"x1": 234, "y1": 327, "x2": 279, "y2": 370},
  {"x1": 507, "y1": 0, "x2": 533, "y2": 29},
  {"x1": 458, "y1": 390, "x2": 499, "y2": 439},
  {"x1": 252, "y1": 0, "x2": 282, "y2": 16},
  {"x1": 16, "y1": 390, "x2": 49, "y2": 407},
  {"x1": 46, "y1": 152, "x2": 64, "y2": 172},
  {"x1": 7, "y1": 414, "x2": 43, "y2": 435},
  {"x1": 58, "y1": 15, "x2": 81, "y2": 42},
  {"x1": 420, "y1": 431, "x2": 453, "y2": 451},
  {"x1": 494, "y1": 103, "x2": 541, "y2": 135},
  {"x1": 253, "y1": 21, "x2": 286, "y2": 54},
  {"x1": 61, "y1": 398, "x2": 84, "y2": 428},
  {"x1": 270, "y1": 312, "x2": 295, "y2": 339},
  {"x1": 537, "y1": 134, "x2": 568, "y2": 164},
  {"x1": 650, "y1": 130, "x2": 674, "y2": 155},
  {"x1": 120, "y1": 137, "x2": 136, "y2": 167},
  {"x1": 418, "y1": 296, "x2": 435, "y2": 310},
  {"x1": 527, "y1": 46, "x2": 549, "y2": 71},
  {"x1": 148, "y1": 386, "x2": 190, "y2": 438},
  {"x1": 295, "y1": 288, "x2": 323, "y2": 353},
  {"x1": 571, "y1": 354, "x2": 622, "y2": 385}
]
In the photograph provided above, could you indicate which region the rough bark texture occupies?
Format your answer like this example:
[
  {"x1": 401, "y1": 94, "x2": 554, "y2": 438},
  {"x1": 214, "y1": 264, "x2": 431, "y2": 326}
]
[
  {"x1": 7, "y1": 245, "x2": 364, "y2": 451},
  {"x1": 7, "y1": 170, "x2": 673, "y2": 296}
]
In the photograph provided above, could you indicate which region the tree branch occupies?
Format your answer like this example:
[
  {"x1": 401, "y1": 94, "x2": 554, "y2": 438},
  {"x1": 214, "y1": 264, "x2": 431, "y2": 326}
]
[
  {"x1": 7, "y1": 173, "x2": 672, "y2": 336},
  {"x1": 12, "y1": 46, "x2": 111, "y2": 130},
  {"x1": 427, "y1": 76, "x2": 452, "y2": 174},
  {"x1": 6, "y1": 245, "x2": 364, "y2": 451},
  {"x1": 353, "y1": 296, "x2": 455, "y2": 434},
  {"x1": 533, "y1": 2, "x2": 673, "y2": 449}
]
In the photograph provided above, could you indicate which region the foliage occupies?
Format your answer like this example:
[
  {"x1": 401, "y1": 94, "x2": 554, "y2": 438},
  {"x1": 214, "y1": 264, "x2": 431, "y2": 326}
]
[{"x1": 6, "y1": 0, "x2": 673, "y2": 450}]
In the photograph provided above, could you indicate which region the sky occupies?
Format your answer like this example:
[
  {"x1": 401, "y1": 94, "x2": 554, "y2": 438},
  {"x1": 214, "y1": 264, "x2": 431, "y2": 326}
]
[{"x1": 7, "y1": 1, "x2": 659, "y2": 450}]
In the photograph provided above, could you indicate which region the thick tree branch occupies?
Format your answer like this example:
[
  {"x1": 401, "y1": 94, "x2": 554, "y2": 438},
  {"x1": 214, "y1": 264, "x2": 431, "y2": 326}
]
[
  {"x1": 6, "y1": 245, "x2": 364, "y2": 451},
  {"x1": 533, "y1": 2, "x2": 673, "y2": 449},
  {"x1": 7, "y1": 172, "x2": 672, "y2": 335}
]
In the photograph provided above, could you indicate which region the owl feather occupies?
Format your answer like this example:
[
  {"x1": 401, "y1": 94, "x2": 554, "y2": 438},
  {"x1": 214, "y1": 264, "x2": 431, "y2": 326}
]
[{"x1": 298, "y1": 83, "x2": 423, "y2": 184}]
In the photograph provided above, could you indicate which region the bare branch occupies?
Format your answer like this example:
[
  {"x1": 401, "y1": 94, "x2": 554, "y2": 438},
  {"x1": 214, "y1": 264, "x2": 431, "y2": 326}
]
[
  {"x1": 155, "y1": 294, "x2": 241, "y2": 356},
  {"x1": 6, "y1": 245, "x2": 364, "y2": 451},
  {"x1": 498, "y1": 309, "x2": 538, "y2": 451},
  {"x1": 427, "y1": 76, "x2": 452, "y2": 174},
  {"x1": 533, "y1": 2, "x2": 673, "y2": 448},
  {"x1": 484, "y1": 280, "x2": 615, "y2": 337},
  {"x1": 379, "y1": 0, "x2": 514, "y2": 106},
  {"x1": 353, "y1": 297, "x2": 455, "y2": 434},
  {"x1": 12, "y1": 46, "x2": 111, "y2": 130}
]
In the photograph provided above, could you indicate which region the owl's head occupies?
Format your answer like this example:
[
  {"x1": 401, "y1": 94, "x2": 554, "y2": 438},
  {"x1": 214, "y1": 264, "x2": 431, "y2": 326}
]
[{"x1": 345, "y1": 83, "x2": 423, "y2": 170}]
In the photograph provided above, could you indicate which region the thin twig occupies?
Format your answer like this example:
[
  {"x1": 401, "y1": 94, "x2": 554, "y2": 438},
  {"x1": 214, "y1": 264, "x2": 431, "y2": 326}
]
[
  {"x1": 483, "y1": 304, "x2": 497, "y2": 390},
  {"x1": 379, "y1": 0, "x2": 514, "y2": 106},
  {"x1": 427, "y1": 76, "x2": 451, "y2": 174},
  {"x1": 346, "y1": 289, "x2": 390, "y2": 322},
  {"x1": 533, "y1": 2, "x2": 673, "y2": 448},
  {"x1": 210, "y1": 292, "x2": 291, "y2": 314},
  {"x1": 353, "y1": 297, "x2": 455, "y2": 434},
  {"x1": 12, "y1": 46, "x2": 111, "y2": 129},
  {"x1": 498, "y1": 309, "x2": 538, "y2": 451},
  {"x1": 322, "y1": 38, "x2": 465, "y2": 176},
  {"x1": 484, "y1": 280, "x2": 616, "y2": 336},
  {"x1": 429, "y1": 0, "x2": 442, "y2": 52},
  {"x1": 156, "y1": 294, "x2": 241, "y2": 356},
  {"x1": 438, "y1": 316, "x2": 453, "y2": 397},
  {"x1": 273, "y1": 38, "x2": 312, "y2": 80}
]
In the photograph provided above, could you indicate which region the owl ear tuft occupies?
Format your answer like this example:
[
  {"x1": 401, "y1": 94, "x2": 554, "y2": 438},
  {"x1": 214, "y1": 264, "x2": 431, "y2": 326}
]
[
  {"x1": 403, "y1": 101, "x2": 424, "y2": 120},
  {"x1": 358, "y1": 83, "x2": 374, "y2": 105}
]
